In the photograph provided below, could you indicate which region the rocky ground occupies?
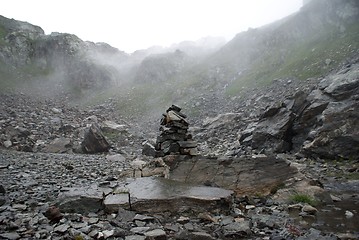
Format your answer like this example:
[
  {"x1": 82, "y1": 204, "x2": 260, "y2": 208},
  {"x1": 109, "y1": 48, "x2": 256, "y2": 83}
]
[
  {"x1": 0, "y1": 148, "x2": 358, "y2": 240},
  {"x1": 0, "y1": 59, "x2": 358, "y2": 239}
]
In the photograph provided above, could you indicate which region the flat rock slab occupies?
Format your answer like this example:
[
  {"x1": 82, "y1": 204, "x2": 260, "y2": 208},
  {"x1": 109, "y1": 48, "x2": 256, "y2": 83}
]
[
  {"x1": 105, "y1": 177, "x2": 234, "y2": 214},
  {"x1": 57, "y1": 177, "x2": 233, "y2": 214},
  {"x1": 57, "y1": 185, "x2": 112, "y2": 214},
  {"x1": 168, "y1": 154, "x2": 297, "y2": 196}
]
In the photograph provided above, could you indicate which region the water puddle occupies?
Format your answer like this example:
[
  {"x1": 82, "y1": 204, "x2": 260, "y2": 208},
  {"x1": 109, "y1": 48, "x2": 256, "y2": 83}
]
[
  {"x1": 315, "y1": 196, "x2": 359, "y2": 234},
  {"x1": 291, "y1": 180, "x2": 359, "y2": 236}
]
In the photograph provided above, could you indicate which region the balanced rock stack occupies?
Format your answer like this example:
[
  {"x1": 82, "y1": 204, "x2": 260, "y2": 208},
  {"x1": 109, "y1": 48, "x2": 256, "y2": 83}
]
[{"x1": 155, "y1": 105, "x2": 198, "y2": 156}]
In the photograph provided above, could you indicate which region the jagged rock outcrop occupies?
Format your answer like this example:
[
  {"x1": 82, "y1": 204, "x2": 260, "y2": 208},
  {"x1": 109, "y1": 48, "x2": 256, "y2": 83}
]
[
  {"x1": 241, "y1": 61, "x2": 359, "y2": 159},
  {"x1": 300, "y1": 65, "x2": 359, "y2": 158}
]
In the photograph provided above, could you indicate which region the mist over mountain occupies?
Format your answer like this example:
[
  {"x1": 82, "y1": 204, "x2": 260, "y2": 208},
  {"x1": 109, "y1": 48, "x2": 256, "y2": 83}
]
[
  {"x1": 1, "y1": 1, "x2": 359, "y2": 238},
  {"x1": 0, "y1": 0, "x2": 358, "y2": 145}
]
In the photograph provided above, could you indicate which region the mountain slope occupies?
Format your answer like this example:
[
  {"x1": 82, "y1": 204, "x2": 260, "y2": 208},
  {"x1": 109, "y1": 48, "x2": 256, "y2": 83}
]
[
  {"x1": 0, "y1": 0, "x2": 358, "y2": 123},
  {"x1": 202, "y1": 0, "x2": 358, "y2": 95}
]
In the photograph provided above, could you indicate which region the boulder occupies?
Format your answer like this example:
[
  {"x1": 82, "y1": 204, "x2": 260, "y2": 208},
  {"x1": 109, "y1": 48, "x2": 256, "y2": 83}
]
[
  {"x1": 81, "y1": 123, "x2": 110, "y2": 153},
  {"x1": 251, "y1": 108, "x2": 294, "y2": 152},
  {"x1": 57, "y1": 186, "x2": 112, "y2": 214},
  {"x1": 322, "y1": 66, "x2": 359, "y2": 100},
  {"x1": 120, "y1": 177, "x2": 233, "y2": 214},
  {"x1": 169, "y1": 155, "x2": 297, "y2": 196},
  {"x1": 302, "y1": 100, "x2": 359, "y2": 159},
  {"x1": 43, "y1": 137, "x2": 72, "y2": 153}
]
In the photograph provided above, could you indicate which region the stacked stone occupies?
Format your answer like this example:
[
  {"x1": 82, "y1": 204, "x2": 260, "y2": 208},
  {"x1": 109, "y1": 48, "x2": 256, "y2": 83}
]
[{"x1": 155, "y1": 105, "x2": 198, "y2": 156}]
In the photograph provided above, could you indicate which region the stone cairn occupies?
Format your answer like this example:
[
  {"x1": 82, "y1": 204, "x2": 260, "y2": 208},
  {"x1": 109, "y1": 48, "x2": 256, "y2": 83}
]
[{"x1": 154, "y1": 105, "x2": 198, "y2": 156}]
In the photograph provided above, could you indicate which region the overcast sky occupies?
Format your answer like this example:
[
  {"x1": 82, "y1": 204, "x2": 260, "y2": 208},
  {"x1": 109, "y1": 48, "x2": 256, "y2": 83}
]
[{"x1": 2, "y1": 0, "x2": 303, "y2": 53}]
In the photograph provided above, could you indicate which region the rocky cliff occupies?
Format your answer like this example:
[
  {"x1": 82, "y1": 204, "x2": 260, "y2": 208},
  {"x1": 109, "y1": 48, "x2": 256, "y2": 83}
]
[{"x1": 0, "y1": 16, "x2": 129, "y2": 96}]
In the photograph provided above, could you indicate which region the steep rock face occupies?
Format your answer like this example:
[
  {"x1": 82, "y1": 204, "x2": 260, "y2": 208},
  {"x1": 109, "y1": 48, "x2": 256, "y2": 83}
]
[
  {"x1": 247, "y1": 61, "x2": 359, "y2": 159},
  {"x1": 0, "y1": 16, "x2": 44, "y2": 67},
  {"x1": 0, "y1": 16, "x2": 125, "y2": 92},
  {"x1": 300, "y1": 63, "x2": 359, "y2": 159}
]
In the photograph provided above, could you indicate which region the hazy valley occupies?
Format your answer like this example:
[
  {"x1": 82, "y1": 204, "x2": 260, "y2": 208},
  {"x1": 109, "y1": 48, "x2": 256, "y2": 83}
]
[{"x1": 0, "y1": 0, "x2": 359, "y2": 239}]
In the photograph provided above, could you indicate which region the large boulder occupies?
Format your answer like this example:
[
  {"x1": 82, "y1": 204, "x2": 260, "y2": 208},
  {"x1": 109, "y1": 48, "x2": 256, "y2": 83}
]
[
  {"x1": 168, "y1": 154, "x2": 297, "y2": 196},
  {"x1": 302, "y1": 100, "x2": 359, "y2": 159},
  {"x1": 251, "y1": 107, "x2": 294, "y2": 153},
  {"x1": 241, "y1": 62, "x2": 359, "y2": 159},
  {"x1": 81, "y1": 123, "x2": 110, "y2": 153},
  {"x1": 125, "y1": 177, "x2": 234, "y2": 214},
  {"x1": 300, "y1": 63, "x2": 359, "y2": 159}
]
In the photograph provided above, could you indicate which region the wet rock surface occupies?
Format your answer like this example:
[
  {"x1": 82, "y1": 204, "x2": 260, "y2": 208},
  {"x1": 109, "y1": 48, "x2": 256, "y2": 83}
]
[
  {"x1": 168, "y1": 154, "x2": 297, "y2": 195},
  {"x1": 1, "y1": 149, "x2": 358, "y2": 239}
]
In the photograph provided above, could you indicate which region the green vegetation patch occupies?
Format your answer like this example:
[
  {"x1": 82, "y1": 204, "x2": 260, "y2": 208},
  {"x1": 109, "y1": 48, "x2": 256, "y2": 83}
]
[
  {"x1": 0, "y1": 25, "x2": 9, "y2": 46},
  {"x1": 290, "y1": 193, "x2": 317, "y2": 206}
]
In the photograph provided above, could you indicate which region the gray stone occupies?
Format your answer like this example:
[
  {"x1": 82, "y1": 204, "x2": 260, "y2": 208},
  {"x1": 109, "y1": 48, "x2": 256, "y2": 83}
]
[
  {"x1": 102, "y1": 229, "x2": 115, "y2": 238},
  {"x1": 131, "y1": 226, "x2": 150, "y2": 234},
  {"x1": 81, "y1": 123, "x2": 110, "y2": 153},
  {"x1": 144, "y1": 229, "x2": 166, "y2": 239},
  {"x1": 0, "y1": 185, "x2": 5, "y2": 194},
  {"x1": 104, "y1": 193, "x2": 130, "y2": 213},
  {"x1": 302, "y1": 100, "x2": 359, "y2": 159},
  {"x1": 117, "y1": 208, "x2": 136, "y2": 222},
  {"x1": 169, "y1": 155, "x2": 297, "y2": 196},
  {"x1": 323, "y1": 67, "x2": 359, "y2": 100},
  {"x1": 0, "y1": 232, "x2": 21, "y2": 240},
  {"x1": 43, "y1": 137, "x2": 72, "y2": 153},
  {"x1": 3, "y1": 140, "x2": 12, "y2": 148},
  {"x1": 297, "y1": 228, "x2": 337, "y2": 240},
  {"x1": 190, "y1": 231, "x2": 215, "y2": 240},
  {"x1": 302, "y1": 204, "x2": 318, "y2": 215},
  {"x1": 57, "y1": 186, "x2": 111, "y2": 214},
  {"x1": 223, "y1": 220, "x2": 252, "y2": 237},
  {"x1": 102, "y1": 120, "x2": 127, "y2": 134},
  {"x1": 134, "y1": 214, "x2": 155, "y2": 221},
  {"x1": 54, "y1": 223, "x2": 70, "y2": 233},
  {"x1": 251, "y1": 108, "x2": 294, "y2": 152},
  {"x1": 125, "y1": 236, "x2": 146, "y2": 240},
  {"x1": 142, "y1": 142, "x2": 157, "y2": 157},
  {"x1": 127, "y1": 177, "x2": 234, "y2": 214}
]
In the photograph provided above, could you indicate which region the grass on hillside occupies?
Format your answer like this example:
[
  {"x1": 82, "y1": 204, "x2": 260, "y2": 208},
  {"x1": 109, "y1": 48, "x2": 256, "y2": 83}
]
[
  {"x1": 226, "y1": 23, "x2": 359, "y2": 96},
  {"x1": 0, "y1": 25, "x2": 7, "y2": 45}
]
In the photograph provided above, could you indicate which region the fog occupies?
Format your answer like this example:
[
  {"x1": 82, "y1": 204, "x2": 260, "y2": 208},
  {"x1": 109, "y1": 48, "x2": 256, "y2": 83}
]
[{"x1": 2, "y1": 0, "x2": 303, "y2": 53}]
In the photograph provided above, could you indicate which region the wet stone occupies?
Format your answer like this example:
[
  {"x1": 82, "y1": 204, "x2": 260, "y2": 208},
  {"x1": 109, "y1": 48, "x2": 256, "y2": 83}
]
[
  {"x1": 125, "y1": 236, "x2": 146, "y2": 240},
  {"x1": 0, "y1": 232, "x2": 21, "y2": 240},
  {"x1": 144, "y1": 229, "x2": 166, "y2": 239},
  {"x1": 223, "y1": 220, "x2": 252, "y2": 237},
  {"x1": 104, "y1": 193, "x2": 130, "y2": 213},
  {"x1": 131, "y1": 226, "x2": 150, "y2": 234},
  {"x1": 54, "y1": 223, "x2": 70, "y2": 233},
  {"x1": 127, "y1": 177, "x2": 234, "y2": 214},
  {"x1": 190, "y1": 231, "x2": 215, "y2": 240}
]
